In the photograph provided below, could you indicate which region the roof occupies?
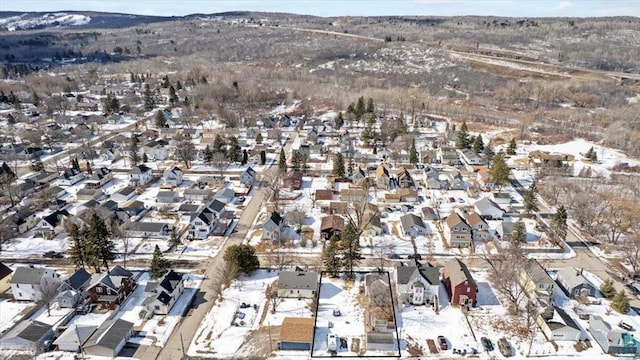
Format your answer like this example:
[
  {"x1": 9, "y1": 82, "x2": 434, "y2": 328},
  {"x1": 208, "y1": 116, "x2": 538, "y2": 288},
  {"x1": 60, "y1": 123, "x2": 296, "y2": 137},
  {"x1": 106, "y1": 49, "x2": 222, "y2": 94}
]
[
  {"x1": 178, "y1": 204, "x2": 200, "y2": 213},
  {"x1": 117, "y1": 186, "x2": 136, "y2": 196},
  {"x1": 207, "y1": 199, "x2": 226, "y2": 213},
  {"x1": 279, "y1": 317, "x2": 314, "y2": 343},
  {"x1": 465, "y1": 212, "x2": 487, "y2": 227},
  {"x1": 5, "y1": 320, "x2": 52, "y2": 343},
  {"x1": 400, "y1": 213, "x2": 425, "y2": 230},
  {"x1": 41, "y1": 209, "x2": 69, "y2": 228},
  {"x1": 320, "y1": 215, "x2": 345, "y2": 232},
  {"x1": 267, "y1": 211, "x2": 283, "y2": 226},
  {"x1": 548, "y1": 306, "x2": 580, "y2": 331},
  {"x1": 315, "y1": 189, "x2": 333, "y2": 201},
  {"x1": 84, "y1": 319, "x2": 133, "y2": 350},
  {"x1": 130, "y1": 164, "x2": 151, "y2": 174},
  {"x1": 376, "y1": 165, "x2": 389, "y2": 178},
  {"x1": 523, "y1": 259, "x2": 553, "y2": 285},
  {"x1": 0, "y1": 262, "x2": 13, "y2": 280},
  {"x1": 10, "y1": 266, "x2": 50, "y2": 284},
  {"x1": 64, "y1": 268, "x2": 91, "y2": 290},
  {"x1": 444, "y1": 212, "x2": 468, "y2": 230},
  {"x1": 53, "y1": 324, "x2": 97, "y2": 347},
  {"x1": 474, "y1": 197, "x2": 504, "y2": 214},
  {"x1": 277, "y1": 271, "x2": 319, "y2": 291},
  {"x1": 366, "y1": 332, "x2": 395, "y2": 345},
  {"x1": 396, "y1": 262, "x2": 441, "y2": 286},
  {"x1": 421, "y1": 207, "x2": 438, "y2": 220},
  {"x1": 557, "y1": 267, "x2": 594, "y2": 291},
  {"x1": 127, "y1": 222, "x2": 168, "y2": 233},
  {"x1": 444, "y1": 259, "x2": 475, "y2": 287}
]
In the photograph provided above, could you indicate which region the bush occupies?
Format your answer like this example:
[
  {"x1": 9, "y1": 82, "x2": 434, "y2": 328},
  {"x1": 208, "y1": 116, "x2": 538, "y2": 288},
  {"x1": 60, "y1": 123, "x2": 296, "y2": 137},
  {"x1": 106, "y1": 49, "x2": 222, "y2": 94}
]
[
  {"x1": 600, "y1": 279, "x2": 616, "y2": 300},
  {"x1": 612, "y1": 290, "x2": 630, "y2": 314}
]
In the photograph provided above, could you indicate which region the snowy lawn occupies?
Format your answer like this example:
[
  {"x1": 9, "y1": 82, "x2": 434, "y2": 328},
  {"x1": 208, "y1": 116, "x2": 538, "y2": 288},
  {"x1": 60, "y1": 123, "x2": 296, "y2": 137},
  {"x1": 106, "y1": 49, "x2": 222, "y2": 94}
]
[
  {"x1": 0, "y1": 299, "x2": 34, "y2": 334},
  {"x1": 189, "y1": 270, "x2": 276, "y2": 357}
]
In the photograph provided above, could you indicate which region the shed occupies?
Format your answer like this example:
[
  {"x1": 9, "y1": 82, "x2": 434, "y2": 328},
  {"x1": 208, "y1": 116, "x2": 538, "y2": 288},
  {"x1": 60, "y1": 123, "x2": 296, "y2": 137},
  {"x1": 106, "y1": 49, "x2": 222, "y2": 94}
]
[{"x1": 277, "y1": 317, "x2": 314, "y2": 351}]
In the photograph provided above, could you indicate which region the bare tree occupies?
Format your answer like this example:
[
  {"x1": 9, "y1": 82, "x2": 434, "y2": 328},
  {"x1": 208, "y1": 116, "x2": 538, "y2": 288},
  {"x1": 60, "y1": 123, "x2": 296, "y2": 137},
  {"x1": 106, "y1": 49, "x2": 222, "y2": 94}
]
[
  {"x1": 622, "y1": 234, "x2": 640, "y2": 276},
  {"x1": 175, "y1": 139, "x2": 196, "y2": 169},
  {"x1": 267, "y1": 282, "x2": 281, "y2": 313},
  {"x1": 211, "y1": 152, "x2": 229, "y2": 177},
  {"x1": 218, "y1": 260, "x2": 239, "y2": 289},
  {"x1": 39, "y1": 277, "x2": 61, "y2": 316},
  {"x1": 344, "y1": 193, "x2": 379, "y2": 237},
  {"x1": 262, "y1": 172, "x2": 283, "y2": 212},
  {"x1": 285, "y1": 209, "x2": 307, "y2": 232},
  {"x1": 372, "y1": 237, "x2": 396, "y2": 268},
  {"x1": 482, "y1": 243, "x2": 526, "y2": 315}
]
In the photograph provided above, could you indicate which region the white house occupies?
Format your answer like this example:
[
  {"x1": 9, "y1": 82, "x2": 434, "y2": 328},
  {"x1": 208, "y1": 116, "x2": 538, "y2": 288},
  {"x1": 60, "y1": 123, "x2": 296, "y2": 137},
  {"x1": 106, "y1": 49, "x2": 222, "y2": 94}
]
[
  {"x1": 125, "y1": 222, "x2": 169, "y2": 237},
  {"x1": 111, "y1": 186, "x2": 137, "y2": 203},
  {"x1": 57, "y1": 168, "x2": 85, "y2": 186},
  {"x1": 189, "y1": 208, "x2": 216, "y2": 239},
  {"x1": 262, "y1": 211, "x2": 284, "y2": 243},
  {"x1": 10, "y1": 266, "x2": 59, "y2": 301},
  {"x1": 53, "y1": 324, "x2": 97, "y2": 352},
  {"x1": 142, "y1": 270, "x2": 185, "y2": 317},
  {"x1": 474, "y1": 197, "x2": 505, "y2": 220},
  {"x1": 162, "y1": 167, "x2": 183, "y2": 187},
  {"x1": 277, "y1": 271, "x2": 319, "y2": 299},
  {"x1": 143, "y1": 140, "x2": 169, "y2": 161},
  {"x1": 240, "y1": 166, "x2": 256, "y2": 186},
  {"x1": 129, "y1": 165, "x2": 153, "y2": 186},
  {"x1": 395, "y1": 262, "x2": 441, "y2": 306}
]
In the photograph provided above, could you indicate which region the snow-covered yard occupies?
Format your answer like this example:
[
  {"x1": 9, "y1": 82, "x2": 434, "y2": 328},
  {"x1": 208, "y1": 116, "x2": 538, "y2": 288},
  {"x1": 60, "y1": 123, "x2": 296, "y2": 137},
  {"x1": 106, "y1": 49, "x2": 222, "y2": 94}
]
[{"x1": 0, "y1": 299, "x2": 34, "y2": 334}]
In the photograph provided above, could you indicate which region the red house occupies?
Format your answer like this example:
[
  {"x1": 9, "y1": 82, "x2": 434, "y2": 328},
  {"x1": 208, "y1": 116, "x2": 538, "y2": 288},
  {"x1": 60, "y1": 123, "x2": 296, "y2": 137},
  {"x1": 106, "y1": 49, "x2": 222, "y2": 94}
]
[
  {"x1": 283, "y1": 170, "x2": 303, "y2": 190},
  {"x1": 86, "y1": 266, "x2": 136, "y2": 310},
  {"x1": 442, "y1": 259, "x2": 477, "y2": 306}
]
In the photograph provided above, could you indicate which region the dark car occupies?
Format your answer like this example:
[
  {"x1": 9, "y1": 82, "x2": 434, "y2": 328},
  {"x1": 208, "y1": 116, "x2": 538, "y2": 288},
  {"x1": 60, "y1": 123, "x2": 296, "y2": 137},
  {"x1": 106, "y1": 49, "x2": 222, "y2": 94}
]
[
  {"x1": 625, "y1": 284, "x2": 640, "y2": 297},
  {"x1": 481, "y1": 337, "x2": 494, "y2": 352},
  {"x1": 43, "y1": 251, "x2": 63, "y2": 258},
  {"x1": 407, "y1": 254, "x2": 423, "y2": 260},
  {"x1": 437, "y1": 336, "x2": 448, "y2": 351},
  {"x1": 618, "y1": 321, "x2": 635, "y2": 331},
  {"x1": 498, "y1": 338, "x2": 512, "y2": 357},
  {"x1": 388, "y1": 253, "x2": 401, "y2": 260}
]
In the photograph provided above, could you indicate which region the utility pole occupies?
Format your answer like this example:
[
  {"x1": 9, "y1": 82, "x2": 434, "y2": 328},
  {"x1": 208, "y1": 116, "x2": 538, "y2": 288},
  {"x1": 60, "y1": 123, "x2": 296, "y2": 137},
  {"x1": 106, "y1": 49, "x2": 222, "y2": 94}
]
[
  {"x1": 180, "y1": 332, "x2": 186, "y2": 359},
  {"x1": 268, "y1": 321, "x2": 273, "y2": 354}
]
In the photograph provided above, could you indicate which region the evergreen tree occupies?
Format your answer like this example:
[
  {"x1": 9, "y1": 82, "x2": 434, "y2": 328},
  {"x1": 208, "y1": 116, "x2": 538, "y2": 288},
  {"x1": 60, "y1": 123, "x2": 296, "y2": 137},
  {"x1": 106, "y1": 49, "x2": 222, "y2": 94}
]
[
  {"x1": 68, "y1": 223, "x2": 86, "y2": 269},
  {"x1": 213, "y1": 134, "x2": 226, "y2": 155},
  {"x1": 361, "y1": 124, "x2": 374, "y2": 143},
  {"x1": 176, "y1": 80, "x2": 182, "y2": 90},
  {"x1": 143, "y1": 83, "x2": 155, "y2": 110},
  {"x1": 552, "y1": 205, "x2": 568, "y2": 240},
  {"x1": 507, "y1": 138, "x2": 517, "y2": 155},
  {"x1": 260, "y1": 150, "x2": 266, "y2": 165},
  {"x1": 409, "y1": 137, "x2": 418, "y2": 164},
  {"x1": 241, "y1": 149, "x2": 248, "y2": 165},
  {"x1": 511, "y1": 221, "x2": 527, "y2": 244},
  {"x1": 585, "y1": 146, "x2": 597, "y2": 162},
  {"x1": 155, "y1": 110, "x2": 166, "y2": 128},
  {"x1": 227, "y1": 136, "x2": 241, "y2": 162},
  {"x1": 612, "y1": 290, "x2": 630, "y2": 314},
  {"x1": 204, "y1": 145, "x2": 213, "y2": 166},
  {"x1": 490, "y1": 153, "x2": 510, "y2": 189},
  {"x1": 142, "y1": 153, "x2": 148, "y2": 163},
  {"x1": 355, "y1": 96, "x2": 366, "y2": 121},
  {"x1": 483, "y1": 142, "x2": 495, "y2": 164},
  {"x1": 455, "y1": 121, "x2": 470, "y2": 149},
  {"x1": 223, "y1": 244, "x2": 259, "y2": 275},
  {"x1": 149, "y1": 245, "x2": 170, "y2": 279},
  {"x1": 333, "y1": 153, "x2": 345, "y2": 177},
  {"x1": 523, "y1": 182, "x2": 539, "y2": 214},
  {"x1": 472, "y1": 134, "x2": 485, "y2": 153},
  {"x1": 169, "y1": 86, "x2": 178, "y2": 105},
  {"x1": 255, "y1": 132, "x2": 263, "y2": 144},
  {"x1": 278, "y1": 149, "x2": 287, "y2": 173},
  {"x1": 168, "y1": 228, "x2": 181, "y2": 250},
  {"x1": 366, "y1": 97, "x2": 375, "y2": 113},
  {"x1": 32, "y1": 91, "x2": 40, "y2": 106},
  {"x1": 600, "y1": 279, "x2": 616, "y2": 299},
  {"x1": 291, "y1": 152, "x2": 302, "y2": 171},
  {"x1": 72, "y1": 158, "x2": 80, "y2": 170},
  {"x1": 85, "y1": 214, "x2": 114, "y2": 272},
  {"x1": 334, "y1": 112, "x2": 344, "y2": 129},
  {"x1": 30, "y1": 156, "x2": 44, "y2": 172},
  {"x1": 85, "y1": 161, "x2": 92, "y2": 175},
  {"x1": 129, "y1": 134, "x2": 140, "y2": 166},
  {"x1": 339, "y1": 222, "x2": 361, "y2": 278},
  {"x1": 322, "y1": 235, "x2": 342, "y2": 277}
]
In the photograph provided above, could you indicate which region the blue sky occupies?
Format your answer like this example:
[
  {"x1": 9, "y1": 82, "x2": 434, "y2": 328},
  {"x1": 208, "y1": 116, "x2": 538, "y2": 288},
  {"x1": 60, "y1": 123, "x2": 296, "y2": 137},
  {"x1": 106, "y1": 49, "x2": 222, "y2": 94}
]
[{"x1": 2, "y1": 0, "x2": 640, "y2": 17}]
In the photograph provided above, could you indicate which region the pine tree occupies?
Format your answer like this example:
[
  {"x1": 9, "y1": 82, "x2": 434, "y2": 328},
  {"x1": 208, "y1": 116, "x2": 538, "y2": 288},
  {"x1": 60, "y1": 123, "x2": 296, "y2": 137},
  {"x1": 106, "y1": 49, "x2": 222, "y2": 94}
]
[
  {"x1": 204, "y1": 145, "x2": 213, "y2": 165},
  {"x1": 143, "y1": 83, "x2": 155, "y2": 110},
  {"x1": 278, "y1": 149, "x2": 287, "y2": 173},
  {"x1": 213, "y1": 134, "x2": 226, "y2": 155},
  {"x1": 523, "y1": 182, "x2": 539, "y2": 214},
  {"x1": 322, "y1": 235, "x2": 342, "y2": 277},
  {"x1": 333, "y1": 153, "x2": 345, "y2": 177},
  {"x1": 455, "y1": 122, "x2": 470, "y2": 149},
  {"x1": 155, "y1": 110, "x2": 166, "y2": 128},
  {"x1": 334, "y1": 112, "x2": 344, "y2": 129},
  {"x1": 241, "y1": 149, "x2": 248, "y2": 165},
  {"x1": 223, "y1": 244, "x2": 259, "y2": 275},
  {"x1": 129, "y1": 134, "x2": 140, "y2": 166},
  {"x1": 255, "y1": 132, "x2": 263, "y2": 144},
  {"x1": 600, "y1": 279, "x2": 616, "y2": 299},
  {"x1": 551, "y1": 205, "x2": 568, "y2": 240},
  {"x1": 361, "y1": 124, "x2": 374, "y2": 143},
  {"x1": 149, "y1": 245, "x2": 170, "y2": 279},
  {"x1": 339, "y1": 222, "x2": 361, "y2": 278},
  {"x1": 511, "y1": 221, "x2": 527, "y2": 243},
  {"x1": 366, "y1": 97, "x2": 375, "y2": 113},
  {"x1": 85, "y1": 161, "x2": 92, "y2": 175},
  {"x1": 68, "y1": 223, "x2": 86, "y2": 269},
  {"x1": 227, "y1": 136, "x2": 240, "y2": 162},
  {"x1": 85, "y1": 214, "x2": 114, "y2": 272},
  {"x1": 291, "y1": 152, "x2": 302, "y2": 171},
  {"x1": 507, "y1": 138, "x2": 517, "y2": 155},
  {"x1": 472, "y1": 134, "x2": 485, "y2": 153},
  {"x1": 490, "y1": 153, "x2": 510, "y2": 189},
  {"x1": 585, "y1": 146, "x2": 597, "y2": 162},
  {"x1": 355, "y1": 96, "x2": 366, "y2": 121},
  {"x1": 260, "y1": 150, "x2": 266, "y2": 165},
  {"x1": 409, "y1": 137, "x2": 418, "y2": 164},
  {"x1": 168, "y1": 228, "x2": 181, "y2": 251},
  {"x1": 612, "y1": 290, "x2": 630, "y2": 314}
]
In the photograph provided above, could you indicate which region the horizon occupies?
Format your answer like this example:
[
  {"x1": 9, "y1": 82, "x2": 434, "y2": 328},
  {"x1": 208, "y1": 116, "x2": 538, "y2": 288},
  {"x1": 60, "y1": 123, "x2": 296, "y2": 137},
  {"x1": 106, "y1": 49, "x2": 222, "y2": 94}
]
[{"x1": 2, "y1": 0, "x2": 640, "y2": 18}]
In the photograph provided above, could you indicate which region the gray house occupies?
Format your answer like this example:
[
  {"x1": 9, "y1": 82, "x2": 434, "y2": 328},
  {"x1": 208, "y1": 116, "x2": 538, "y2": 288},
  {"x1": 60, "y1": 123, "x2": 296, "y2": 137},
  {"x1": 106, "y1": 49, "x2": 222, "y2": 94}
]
[
  {"x1": 83, "y1": 319, "x2": 133, "y2": 358},
  {"x1": 277, "y1": 271, "x2": 319, "y2": 299},
  {"x1": 556, "y1": 268, "x2": 597, "y2": 299},
  {"x1": 400, "y1": 214, "x2": 429, "y2": 237},
  {"x1": 0, "y1": 320, "x2": 53, "y2": 352},
  {"x1": 126, "y1": 222, "x2": 169, "y2": 237},
  {"x1": 589, "y1": 315, "x2": 638, "y2": 355}
]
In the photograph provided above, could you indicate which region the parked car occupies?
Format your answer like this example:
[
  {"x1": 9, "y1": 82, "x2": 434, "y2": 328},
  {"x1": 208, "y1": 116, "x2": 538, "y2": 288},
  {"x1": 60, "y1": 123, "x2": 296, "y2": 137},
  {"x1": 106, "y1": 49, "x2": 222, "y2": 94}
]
[
  {"x1": 618, "y1": 321, "x2": 635, "y2": 331},
  {"x1": 457, "y1": 198, "x2": 465, "y2": 203},
  {"x1": 388, "y1": 253, "x2": 401, "y2": 260},
  {"x1": 237, "y1": 196, "x2": 246, "y2": 203},
  {"x1": 497, "y1": 338, "x2": 512, "y2": 357},
  {"x1": 480, "y1": 337, "x2": 494, "y2": 352},
  {"x1": 625, "y1": 284, "x2": 640, "y2": 297},
  {"x1": 43, "y1": 251, "x2": 63, "y2": 258},
  {"x1": 407, "y1": 254, "x2": 422, "y2": 260},
  {"x1": 437, "y1": 336, "x2": 448, "y2": 350},
  {"x1": 333, "y1": 308, "x2": 341, "y2": 316},
  {"x1": 449, "y1": 197, "x2": 456, "y2": 203}
]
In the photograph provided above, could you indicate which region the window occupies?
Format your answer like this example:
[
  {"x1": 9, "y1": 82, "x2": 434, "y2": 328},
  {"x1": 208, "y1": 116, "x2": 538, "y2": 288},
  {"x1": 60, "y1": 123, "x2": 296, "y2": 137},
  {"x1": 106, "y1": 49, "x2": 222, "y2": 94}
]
[
  {"x1": 18, "y1": 292, "x2": 22, "y2": 297},
  {"x1": 155, "y1": 305, "x2": 161, "y2": 310},
  {"x1": 96, "y1": 287, "x2": 103, "y2": 294},
  {"x1": 467, "y1": 287, "x2": 471, "y2": 292},
  {"x1": 15, "y1": 284, "x2": 19, "y2": 288}
]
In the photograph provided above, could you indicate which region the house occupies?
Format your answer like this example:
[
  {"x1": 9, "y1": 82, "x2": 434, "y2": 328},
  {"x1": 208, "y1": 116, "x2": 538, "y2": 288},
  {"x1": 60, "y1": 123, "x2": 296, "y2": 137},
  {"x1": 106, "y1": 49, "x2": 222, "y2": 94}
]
[
  {"x1": 55, "y1": 268, "x2": 92, "y2": 308},
  {"x1": 183, "y1": 189, "x2": 213, "y2": 202},
  {"x1": 465, "y1": 212, "x2": 489, "y2": 241},
  {"x1": 76, "y1": 188, "x2": 103, "y2": 202},
  {"x1": 0, "y1": 262, "x2": 13, "y2": 293},
  {"x1": 156, "y1": 191, "x2": 177, "y2": 204},
  {"x1": 25, "y1": 171, "x2": 58, "y2": 186},
  {"x1": 366, "y1": 332, "x2": 397, "y2": 352},
  {"x1": 396, "y1": 168, "x2": 414, "y2": 189},
  {"x1": 214, "y1": 188, "x2": 235, "y2": 204},
  {"x1": 519, "y1": 259, "x2": 555, "y2": 309},
  {"x1": 493, "y1": 192, "x2": 512, "y2": 205},
  {"x1": 262, "y1": 211, "x2": 284, "y2": 243},
  {"x1": 340, "y1": 188, "x2": 367, "y2": 202},
  {"x1": 477, "y1": 168, "x2": 491, "y2": 187},
  {"x1": 143, "y1": 270, "x2": 185, "y2": 317},
  {"x1": 84, "y1": 167, "x2": 113, "y2": 189},
  {"x1": 277, "y1": 317, "x2": 314, "y2": 351},
  {"x1": 2, "y1": 209, "x2": 39, "y2": 234},
  {"x1": 421, "y1": 207, "x2": 439, "y2": 221},
  {"x1": 400, "y1": 214, "x2": 429, "y2": 237},
  {"x1": 163, "y1": 167, "x2": 183, "y2": 187},
  {"x1": 363, "y1": 215, "x2": 384, "y2": 237},
  {"x1": 375, "y1": 165, "x2": 391, "y2": 189},
  {"x1": 239, "y1": 166, "x2": 256, "y2": 186},
  {"x1": 196, "y1": 175, "x2": 226, "y2": 189},
  {"x1": 0, "y1": 320, "x2": 53, "y2": 352},
  {"x1": 442, "y1": 259, "x2": 477, "y2": 306},
  {"x1": 537, "y1": 307, "x2": 583, "y2": 342},
  {"x1": 57, "y1": 168, "x2": 85, "y2": 186},
  {"x1": 395, "y1": 261, "x2": 441, "y2": 306},
  {"x1": 33, "y1": 209, "x2": 69, "y2": 238},
  {"x1": 53, "y1": 324, "x2": 96, "y2": 352},
  {"x1": 277, "y1": 271, "x2": 319, "y2": 299},
  {"x1": 443, "y1": 212, "x2": 472, "y2": 248},
  {"x1": 126, "y1": 222, "x2": 169, "y2": 238},
  {"x1": 83, "y1": 319, "x2": 134, "y2": 358},
  {"x1": 120, "y1": 200, "x2": 145, "y2": 217},
  {"x1": 496, "y1": 221, "x2": 516, "y2": 241},
  {"x1": 589, "y1": 315, "x2": 638, "y2": 355},
  {"x1": 474, "y1": 197, "x2": 505, "y2": 220},
  {"x1": 425, "y1": 177, "x2": 442, "y2": 190},
  {"x1": 10, "y1": 266, "x2": 59, "y2": 301},
  {"x1": 320, "y1": 215, "x2": 344, "y2": 240},
  {"x1": 100, "y1": 148, "x2": 118, "y2": 162},
  {"x1": 283, "y1": 170, "x2": 303, "y2": 190},
  {"x1": 315, "y1": 189, "x2": 334, "y2": 202},
  {"x1": 352, "y1": 167, "x2": 367, "y2": 185},
  {"x1": 189, "y1": 208, "x2": 216, "y2": 239},
  {"x1": 129, "y1": 164, "x2": 153, "y2": 186},
  {"x1": 86, "y1": 266, "x2": 136, "y2": 310},
  {"x1": 111, "y1": 186, "x2": 137, "y2": 202},
  {"x1": 556, "y1": 267, "x2": 597, "y2": 298},
  {"x1": 143, "y1": 140, "x2": 168, "y2": 161}
]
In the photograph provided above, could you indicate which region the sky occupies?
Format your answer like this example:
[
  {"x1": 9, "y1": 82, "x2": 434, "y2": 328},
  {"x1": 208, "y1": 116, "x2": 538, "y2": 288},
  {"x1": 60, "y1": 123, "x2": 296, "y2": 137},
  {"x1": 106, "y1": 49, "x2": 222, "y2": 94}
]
[{"x1": 2, "y1": 0, "x2": 640, "y2": 18}]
